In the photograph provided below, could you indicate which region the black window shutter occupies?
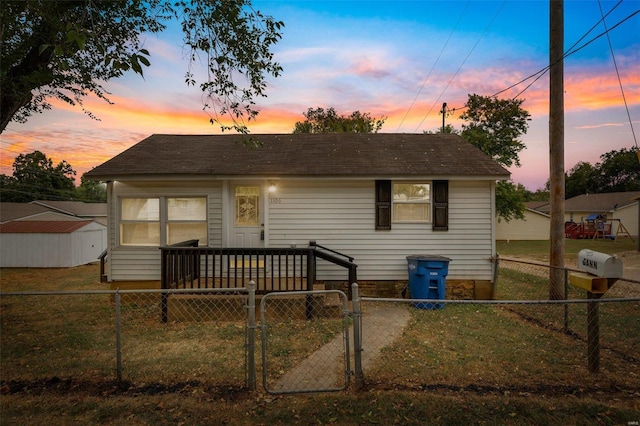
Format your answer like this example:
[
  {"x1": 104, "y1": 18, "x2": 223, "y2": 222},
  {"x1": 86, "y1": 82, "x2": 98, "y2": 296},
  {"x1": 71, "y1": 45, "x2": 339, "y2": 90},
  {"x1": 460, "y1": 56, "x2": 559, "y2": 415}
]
[
  {"x1": 432, "y1": 180, "x2": 449, "y2": 231},
  {"x1": 375, "y1": 180, "x2": 391, "y2": 230}
]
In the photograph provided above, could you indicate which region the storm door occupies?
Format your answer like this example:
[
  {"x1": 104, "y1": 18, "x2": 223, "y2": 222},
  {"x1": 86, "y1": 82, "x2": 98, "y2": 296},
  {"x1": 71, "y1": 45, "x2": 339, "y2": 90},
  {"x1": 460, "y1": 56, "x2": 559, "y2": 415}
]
[{"x1": 230, "y1": 184, "x2": 264, "y2": 248}]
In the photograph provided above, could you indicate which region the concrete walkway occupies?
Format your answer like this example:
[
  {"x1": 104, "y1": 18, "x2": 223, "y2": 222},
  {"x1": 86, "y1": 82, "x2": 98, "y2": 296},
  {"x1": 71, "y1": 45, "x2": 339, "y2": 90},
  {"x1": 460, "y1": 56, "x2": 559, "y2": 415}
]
[{"x1": 269, "y1": 302, "x2": 411, "y2": 393}]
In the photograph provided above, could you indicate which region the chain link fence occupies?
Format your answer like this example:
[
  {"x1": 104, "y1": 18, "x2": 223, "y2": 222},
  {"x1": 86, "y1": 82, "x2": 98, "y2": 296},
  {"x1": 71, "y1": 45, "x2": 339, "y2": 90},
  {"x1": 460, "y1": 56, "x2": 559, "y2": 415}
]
[
  {"x1": 1, "y1": 288, "x2": 249, "y2": 390},
  {"x1": 2, "y1": 263, "x2": 639, "y2": 397},
  {"x1": 354, "y1": 297, "x2": 639, "y2": 393},
  {"x1": 259, "y1": 290, "x2": 351, "y2": 394},
  {"x1": 354, "y1": 256, "x2": 640, "y2": 395}
]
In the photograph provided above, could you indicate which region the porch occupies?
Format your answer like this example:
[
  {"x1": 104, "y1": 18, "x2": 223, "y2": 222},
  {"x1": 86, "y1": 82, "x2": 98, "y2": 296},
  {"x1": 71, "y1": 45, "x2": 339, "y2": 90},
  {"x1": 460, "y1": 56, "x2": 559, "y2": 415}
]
[
  {"x1": 160, "y1": 240, "x2": 357, "y2": 294},
  {"x1": 158, "y1": 241, "x2": 357, "y2": 322}
]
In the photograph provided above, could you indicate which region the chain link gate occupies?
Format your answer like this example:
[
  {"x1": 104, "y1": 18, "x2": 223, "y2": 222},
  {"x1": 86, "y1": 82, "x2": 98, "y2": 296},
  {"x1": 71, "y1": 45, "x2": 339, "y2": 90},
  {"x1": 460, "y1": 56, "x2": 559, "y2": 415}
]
[{"x1": 259, "y1": 290, "x2": 351, "y2": 394}]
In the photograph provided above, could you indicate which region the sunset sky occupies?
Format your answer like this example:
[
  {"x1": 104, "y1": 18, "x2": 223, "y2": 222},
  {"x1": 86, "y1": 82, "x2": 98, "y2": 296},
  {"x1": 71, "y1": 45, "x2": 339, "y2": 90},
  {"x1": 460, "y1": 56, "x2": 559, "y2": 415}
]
[{"x1": 1, "y1": 0, "x2": 638, "y2": 191}]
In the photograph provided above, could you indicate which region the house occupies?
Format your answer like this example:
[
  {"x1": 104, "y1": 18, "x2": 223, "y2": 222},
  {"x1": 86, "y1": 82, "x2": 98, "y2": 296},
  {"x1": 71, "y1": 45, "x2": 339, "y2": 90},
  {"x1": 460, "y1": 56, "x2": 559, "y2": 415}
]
[
  {"x1": 0, "y1": 202, "x2": 108, "y2": 268},
  {"x1": 0, "y1": 202, "x2": 65, "y2": 223},
  {"x1": 0, "y1": 220, "x2": 107, "y2": 267},
  {"x1": 496, "y1": 191, "x2": 639, "y2": 241},
  {"x1": 537, "y1": 191, "x2": 639, "y2": 238},
  {"x1": 496, "y1": 202, "x2": 550, "y2": 241},
  {"x1": 0, "y1": 201, "x2": 107, "y2": 224},
  {"x1": 85, "y1": 133, "x2": 510, "y2": 299},
  {"x1": 31, "y1": 200, "x2": 107, "y2": 225}
]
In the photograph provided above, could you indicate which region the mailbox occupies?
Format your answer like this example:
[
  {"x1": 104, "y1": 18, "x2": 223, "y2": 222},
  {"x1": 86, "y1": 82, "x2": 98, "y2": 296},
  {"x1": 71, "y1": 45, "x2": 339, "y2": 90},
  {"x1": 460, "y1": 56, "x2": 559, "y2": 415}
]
[
  {"x1": 576, "y1": 249, "x2": 623, "y2": 278},
  {"x1": 569, "y1": 249, "x2": 623, "y2": 294}
]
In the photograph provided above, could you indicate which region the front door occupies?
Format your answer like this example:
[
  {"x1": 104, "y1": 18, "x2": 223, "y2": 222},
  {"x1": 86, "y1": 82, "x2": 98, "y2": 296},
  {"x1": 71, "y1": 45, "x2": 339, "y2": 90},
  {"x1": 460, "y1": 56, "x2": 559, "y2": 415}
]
[{"x1": 230, "y1": 184, "x2": 263, "y2": 248}]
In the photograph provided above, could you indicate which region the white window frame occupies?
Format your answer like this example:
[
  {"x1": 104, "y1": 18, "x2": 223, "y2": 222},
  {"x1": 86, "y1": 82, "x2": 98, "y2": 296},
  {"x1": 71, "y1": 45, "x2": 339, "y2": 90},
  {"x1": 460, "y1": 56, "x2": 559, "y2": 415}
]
[
  {"x1": 119, "y1": 197, "x2": 160, "y2": 246},
  {"x1": 392, "y1": 182, "x2": 432, "y2": 223},
  {"x1": 118, "y1": 196, "x2": 208, "y2": 247},
  {"x1": 166, "y1": 197, "x2": 208, "y2": 246}
]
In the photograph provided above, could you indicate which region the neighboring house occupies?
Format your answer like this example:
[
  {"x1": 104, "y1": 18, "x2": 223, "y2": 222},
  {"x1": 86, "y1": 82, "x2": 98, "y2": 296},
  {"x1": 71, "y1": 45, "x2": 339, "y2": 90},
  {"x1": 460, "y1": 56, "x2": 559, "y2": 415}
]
[
  {"x1": 31, "y1": 200, "x2": 107, "y2": 225},
  {"x1": 1, "y1": 201, "x2": 107, "y2": 224},
  {"x1": 496, "y1": 202, "x2": 550, "y2": 241},
  {"x1": 0, "y1": 202, "x2": 109, "y2": 268},
  {"x1": 498, "y1": 191, "x2": 639, "y2": 241},
  {"x1": 537, "y1": 191, "x2": 639, "y2": 237},
  {"x1": 0, "y1": 220, "x2": 107, "y2": 267},
  {"x1": 0, "y1": 202, "x2": 60, "y2": 223},
  {"x1": 85, "y1": 133, "x2": 510, "y2": 299}
]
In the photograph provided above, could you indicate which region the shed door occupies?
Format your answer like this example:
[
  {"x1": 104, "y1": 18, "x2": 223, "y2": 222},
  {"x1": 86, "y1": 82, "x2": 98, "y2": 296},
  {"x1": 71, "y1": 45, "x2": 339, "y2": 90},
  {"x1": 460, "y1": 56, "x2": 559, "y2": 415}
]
[{"x1": 230, "y1": 184, "x2": 263, "y2": 248}]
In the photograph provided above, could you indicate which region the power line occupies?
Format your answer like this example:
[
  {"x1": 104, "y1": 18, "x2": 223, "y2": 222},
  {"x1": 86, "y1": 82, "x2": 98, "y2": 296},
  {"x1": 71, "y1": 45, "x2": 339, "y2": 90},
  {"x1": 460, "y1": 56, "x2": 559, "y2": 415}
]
[
  {"x1": 413, "y1": 0, "x2": 507, "y2": 132},
  {"x1": 445, "y1": 4, "x2": 639, "y2": 115},
  {"x1": 395, "y1": 1, "x2": 470, "y2": 131},
  {"x1": 493, "y1": 0, "x2": 625, "y2": 100},
  {"x1": 598, "y1": 0, "x2": 638, "y2": 149},
  {"x1": 0, "y1": 186, "x2": 80, "y2": 202},
  {"x1": 509, "y1": 5, "x2": 639, "y2": 101}
]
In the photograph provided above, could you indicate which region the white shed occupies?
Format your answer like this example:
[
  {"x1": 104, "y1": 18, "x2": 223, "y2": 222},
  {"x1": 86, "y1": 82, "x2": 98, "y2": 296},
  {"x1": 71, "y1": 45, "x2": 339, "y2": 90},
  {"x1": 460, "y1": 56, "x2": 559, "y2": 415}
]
[
  {"x1": 496, "y1": 207, "x2": 550, "y2": 241},
  {"x1": 0, "y1": 220, "x2": 107, "y2": 267}
]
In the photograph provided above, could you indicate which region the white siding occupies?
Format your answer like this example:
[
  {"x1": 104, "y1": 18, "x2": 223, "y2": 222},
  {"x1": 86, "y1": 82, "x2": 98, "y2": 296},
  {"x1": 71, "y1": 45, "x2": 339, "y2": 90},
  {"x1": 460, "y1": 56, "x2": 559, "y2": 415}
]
[
  {"x1": 496, "y1": 209, "x2": 550, "y2": 241},
  {"x1": 106, "y1": 179, "x2": 496, "y2": 282},
  {"x1": 612, "y1": 203, "x2": 638, "y2": 237},
  {"x1": 0, "y1": 223, "x2": 106, "y2": 268},
  {"x1": 0, "y1": 233, "x2": 70, "y2": 267},
  {"x1": 108, "y1": 181, "x2": 222, "y2": 281},
  {"x1": 71, "y1": 224, "x2": 107, "y2": 266},
  {"x1": 267, "y1": 180, "x2": 495, "y2": 281}
]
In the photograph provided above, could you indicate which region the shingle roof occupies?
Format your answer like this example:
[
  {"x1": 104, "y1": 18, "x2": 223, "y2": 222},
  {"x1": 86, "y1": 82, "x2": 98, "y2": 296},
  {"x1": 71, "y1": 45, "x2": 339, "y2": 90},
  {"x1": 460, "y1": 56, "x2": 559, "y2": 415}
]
[
  {"x1": 85, "y1": 133, "x2": 510, "y2": 180},
  {"x1": 0, "y1": 203, "x2": 51, "y2": 223},
  {"x1": 535, "y1": 191, "x2": 640, "y2": 213},
  {"x1": 31, "y1": 200, "x2": 107, "y2": 217},
  {"x1": 0, "y1": 220, "x2": 95, "y2": 233},
  {"x1": 525, "y1": 201, "x2": 550, "y2": 210}
]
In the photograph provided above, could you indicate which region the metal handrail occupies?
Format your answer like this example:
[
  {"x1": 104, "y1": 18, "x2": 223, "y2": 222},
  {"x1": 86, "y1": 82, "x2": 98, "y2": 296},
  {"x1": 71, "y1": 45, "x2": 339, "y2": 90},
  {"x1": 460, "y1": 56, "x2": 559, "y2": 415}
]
[{"x1": 309, "y1": 240, "x2": 355, "y2": 262}]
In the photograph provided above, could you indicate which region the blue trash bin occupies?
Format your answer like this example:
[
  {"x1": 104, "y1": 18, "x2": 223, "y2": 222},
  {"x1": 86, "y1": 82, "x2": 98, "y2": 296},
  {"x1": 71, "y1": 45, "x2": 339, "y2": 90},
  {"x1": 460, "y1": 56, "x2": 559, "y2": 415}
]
[{"x1": 406, "y1": 255, "x2": 451, "y2": 309}]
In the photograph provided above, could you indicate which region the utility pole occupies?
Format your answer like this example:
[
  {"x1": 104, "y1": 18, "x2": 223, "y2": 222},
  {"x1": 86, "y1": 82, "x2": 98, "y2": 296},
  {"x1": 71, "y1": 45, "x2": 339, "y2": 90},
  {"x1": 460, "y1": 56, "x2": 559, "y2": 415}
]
[
  {"x1": 549, "y1": 0, "x2": 565, "y2": 300},
  {"x1": 440, "y1": 102, "x2": 447, "y2": 133}
]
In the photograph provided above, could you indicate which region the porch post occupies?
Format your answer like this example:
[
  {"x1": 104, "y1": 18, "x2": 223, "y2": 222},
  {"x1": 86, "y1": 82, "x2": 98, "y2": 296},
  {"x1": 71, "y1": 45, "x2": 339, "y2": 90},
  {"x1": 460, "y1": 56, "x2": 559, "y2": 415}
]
[
  {"x1": 306, "y1": 247, "x2": 316, "y2": 291},
  {"x1": 351, "y1": 282, "x2": 364, "y2": 391},
  {"x1": 160, "y1": 248, "x2": 168, "y2": 323},
  {"x1": 247, "y1": 280, "x2": 257, "y2": 390}
]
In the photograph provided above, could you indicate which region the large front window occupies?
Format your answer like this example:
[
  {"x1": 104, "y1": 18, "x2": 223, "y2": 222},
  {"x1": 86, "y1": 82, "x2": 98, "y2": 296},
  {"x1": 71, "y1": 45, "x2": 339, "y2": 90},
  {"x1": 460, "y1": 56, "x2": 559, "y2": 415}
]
[
  {"x1": 167, "y1": 197, "x2": 208, "y2": 245},
  {"x1": 120, "y1": 198, "x2": 160, "y2": 246},
  {"x1": 393, "y1": 183, "x2": 431, "y2": 222},
  {"x1": 119, "y1": 197, "x2": 207, "y2": 246}
]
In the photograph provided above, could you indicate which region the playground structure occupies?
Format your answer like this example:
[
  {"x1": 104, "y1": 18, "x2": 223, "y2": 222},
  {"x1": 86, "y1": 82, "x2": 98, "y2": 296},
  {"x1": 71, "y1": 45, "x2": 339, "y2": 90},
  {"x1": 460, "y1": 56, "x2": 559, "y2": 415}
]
[{"x1": 564, "y1": 213, "x2": 634, "y2": 241}]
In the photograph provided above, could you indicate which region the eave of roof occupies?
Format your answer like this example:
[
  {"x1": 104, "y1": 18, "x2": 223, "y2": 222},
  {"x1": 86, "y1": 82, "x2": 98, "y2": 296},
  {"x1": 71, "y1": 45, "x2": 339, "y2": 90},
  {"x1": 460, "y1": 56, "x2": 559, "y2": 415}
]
[
  {"x1": 0, "y1": 203, "x2": 52, "y2": 223},
  {"x1": 31, "y1": 201, "x2": 107, "y2": 217},
  {"x1": 536, "y1": 191, "x2": 640, "y2": 213},
  {"x1": 85, "y1": 133, "x2": 511, "y2": 180}
]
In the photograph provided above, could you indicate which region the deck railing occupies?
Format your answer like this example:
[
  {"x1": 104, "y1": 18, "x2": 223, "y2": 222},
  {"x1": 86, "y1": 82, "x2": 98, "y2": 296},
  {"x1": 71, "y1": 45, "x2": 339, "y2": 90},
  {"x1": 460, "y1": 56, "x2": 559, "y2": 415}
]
[
  {"x1": 160, "y1": 241, "x2": 357, "y2": 294},
  {"x1": 98, "y1": 249, "x2": 108, "y2": 283},
  {"x1": 159, "y1": 241, "x2": 357, "y2": 323}
]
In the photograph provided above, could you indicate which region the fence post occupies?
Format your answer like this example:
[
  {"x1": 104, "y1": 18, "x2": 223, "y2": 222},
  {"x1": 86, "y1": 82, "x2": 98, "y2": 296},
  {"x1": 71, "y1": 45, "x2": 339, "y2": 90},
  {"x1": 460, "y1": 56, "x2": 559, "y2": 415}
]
[
  {"x1": 351, "y1": 282, "x2": 364, "y2": 391},
  {"x1": 161, "y1": 249, "x2": 168, "y2": 323},
  {"x1": 247, "y1": 280, "x2": 257, "y2": 391},
  {"x1": 563, "y1": 268, "x2": 569, "y2": 333},
  {"x1": 115, "y1": 289, "x2": 123, "y2": 383},
  {"x1": 492, "y1": 254, "x2": 500, "y2": 299},
  {"x1": 587, "y1": 292, "x2": 602, "y2": 373}
]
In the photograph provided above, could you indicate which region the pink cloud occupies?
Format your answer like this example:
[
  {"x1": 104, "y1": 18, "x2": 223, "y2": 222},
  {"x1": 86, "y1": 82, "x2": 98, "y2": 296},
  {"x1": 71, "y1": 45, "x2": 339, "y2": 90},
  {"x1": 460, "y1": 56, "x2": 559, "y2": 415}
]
[{"x1": 348, "y1": 57, "x2": 393, "y2": 80}]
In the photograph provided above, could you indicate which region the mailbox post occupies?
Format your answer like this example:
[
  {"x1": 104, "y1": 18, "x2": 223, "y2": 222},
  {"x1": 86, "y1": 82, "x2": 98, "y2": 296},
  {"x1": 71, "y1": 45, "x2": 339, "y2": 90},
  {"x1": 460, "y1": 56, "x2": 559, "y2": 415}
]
[{"x1": 569, "y1": 249, "x2": 623, "y2": 373}]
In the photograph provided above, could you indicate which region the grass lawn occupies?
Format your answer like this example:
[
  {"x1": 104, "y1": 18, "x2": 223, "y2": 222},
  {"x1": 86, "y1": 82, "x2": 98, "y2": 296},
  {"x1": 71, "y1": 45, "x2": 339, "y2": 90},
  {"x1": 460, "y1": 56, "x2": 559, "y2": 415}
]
[
  {"x1": 2, "y1": 249, "x2": 640, "y2": 425},
  {"x1": 497, "y1": 237, "x2": 637, "y2": 263}
]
